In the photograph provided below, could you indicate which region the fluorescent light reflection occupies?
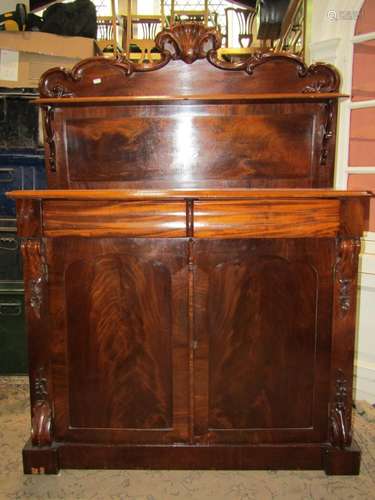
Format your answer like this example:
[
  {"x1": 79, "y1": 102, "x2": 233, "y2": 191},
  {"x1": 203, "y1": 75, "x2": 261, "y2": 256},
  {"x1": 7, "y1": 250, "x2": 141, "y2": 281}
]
[{"x1": 175, "y1": 113, "x2": 197, "y2": 183}]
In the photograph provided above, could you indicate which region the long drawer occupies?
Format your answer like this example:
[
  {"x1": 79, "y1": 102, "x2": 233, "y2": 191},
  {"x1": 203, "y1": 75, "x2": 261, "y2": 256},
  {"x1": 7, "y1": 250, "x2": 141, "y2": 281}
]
[{"x1": 0, "y1": 283, "x2": 27, "y2": 374}]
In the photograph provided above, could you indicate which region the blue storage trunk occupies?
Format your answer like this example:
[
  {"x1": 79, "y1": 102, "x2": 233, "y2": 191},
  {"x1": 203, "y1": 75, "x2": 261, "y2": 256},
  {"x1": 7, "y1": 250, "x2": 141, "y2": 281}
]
[{"x1": 0, "y1": 149, "x2": 46, "y2": 217}]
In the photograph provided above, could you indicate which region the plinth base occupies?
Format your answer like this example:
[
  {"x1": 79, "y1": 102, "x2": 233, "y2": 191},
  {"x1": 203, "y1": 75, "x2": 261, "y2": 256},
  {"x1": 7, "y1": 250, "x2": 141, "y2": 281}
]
[{"x1": 22, "y1": 439, "x2": 361, "y2": 476}]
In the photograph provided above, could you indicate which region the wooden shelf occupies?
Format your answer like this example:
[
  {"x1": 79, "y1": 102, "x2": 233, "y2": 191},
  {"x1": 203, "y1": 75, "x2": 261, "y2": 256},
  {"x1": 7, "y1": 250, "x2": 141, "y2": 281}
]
[
  {"x1": 7, "y1": 188, "x2": 372, "y2": 201},
  {"x1": 34, "y1": 92, "x2": 348, "y2": 105}
]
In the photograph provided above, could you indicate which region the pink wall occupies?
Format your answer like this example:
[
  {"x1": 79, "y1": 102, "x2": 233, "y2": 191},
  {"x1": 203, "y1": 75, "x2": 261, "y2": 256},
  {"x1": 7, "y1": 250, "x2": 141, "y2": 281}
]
[
  {"x1": 349, "y1": 108, "x2": 375, "y2": 166},
  {"x1": 352, "y1": 40, "x2": 375, "y2": 102},
  {"x1": 348, "y1": 175, "x2": 375, "y2": 230},
  {"x1": 349, "y1": 0, "x2": 375, "y2": 231},
  {"x1": 355, "y1": 0, "x2": 375, "y2": 35}
]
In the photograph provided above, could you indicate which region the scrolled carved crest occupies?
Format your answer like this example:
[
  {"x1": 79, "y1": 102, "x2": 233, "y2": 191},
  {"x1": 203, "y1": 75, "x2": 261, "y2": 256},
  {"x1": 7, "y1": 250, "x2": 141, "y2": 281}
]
[
  {"x1": 299, "y1": 62, "x2": 340, "y2": 93},
  {"x1": 208, "y1": 50, "x2": 340, "y2": 91},
  {"x1": 155, "y1": 22, "x2": 222, "y2": 64},
  {"x1": 38, "y1": 21, "x2": 340, "y2": 97},
  {"x1": 39, "y1": 56, "x2": 134, "y2": 98}
]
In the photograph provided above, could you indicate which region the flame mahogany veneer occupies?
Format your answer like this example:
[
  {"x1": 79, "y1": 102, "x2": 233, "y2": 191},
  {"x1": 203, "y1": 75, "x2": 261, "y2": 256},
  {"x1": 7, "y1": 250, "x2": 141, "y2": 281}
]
[{"x1": 7, "y1": 23, "x2": 372, "y2": 475}]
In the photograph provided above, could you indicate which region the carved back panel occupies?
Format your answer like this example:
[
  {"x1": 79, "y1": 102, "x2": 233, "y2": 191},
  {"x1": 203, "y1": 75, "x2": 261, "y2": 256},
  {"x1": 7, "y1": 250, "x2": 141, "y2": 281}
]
[{"x1": 37, "y1": 22, "x2": 341, "y2": 189}]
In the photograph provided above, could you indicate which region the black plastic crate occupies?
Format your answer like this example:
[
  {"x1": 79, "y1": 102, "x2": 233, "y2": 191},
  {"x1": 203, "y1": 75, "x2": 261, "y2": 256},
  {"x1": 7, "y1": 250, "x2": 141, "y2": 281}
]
[
  {"x1": 0, "y1": 218, "x2": 22, "y2": 281},
  {"x1": 0, "y1": 282, "x2": 27, "y2": 374},
  {"x1": 0, "y1": 94, "x2": 39, "y2": 149}
]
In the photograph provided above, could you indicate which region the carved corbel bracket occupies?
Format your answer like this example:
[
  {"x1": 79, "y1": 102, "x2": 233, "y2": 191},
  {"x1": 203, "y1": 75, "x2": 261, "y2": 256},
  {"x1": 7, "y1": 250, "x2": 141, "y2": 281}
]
[
  {"x1": 44, "y1": 106, "x2": 56, "y2": 172},
  {"x1": 21, "y1": 240, "x2": 48, "y2": 320},
  {"x1": 329, "y1": 370, "x2": 352, "y2": 449},
  {"x1": 31, "y1": 367, "x2": 53, "y2": 447},
  {"x1": 335, "y1": 238, "x2": 361, "y2": 317},
  {"x1": 320, "y1": 100, "x2": 334, "y2": 166}
]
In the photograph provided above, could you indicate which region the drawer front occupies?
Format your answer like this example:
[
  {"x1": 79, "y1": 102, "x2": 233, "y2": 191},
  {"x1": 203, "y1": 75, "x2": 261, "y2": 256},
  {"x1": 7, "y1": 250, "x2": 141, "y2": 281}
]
[
  {"x1": 0, "y1": 219, "x2": 22, "y2": 281},
  {"x1": 194, "y1": 200, "x2": 340, "y2": 238},
  {"x1": 43, "y1": 200, "x2": 187, "y2": 237},
  {"x1": 0, "y1": 289, "x2": 27, "y2": 374}
]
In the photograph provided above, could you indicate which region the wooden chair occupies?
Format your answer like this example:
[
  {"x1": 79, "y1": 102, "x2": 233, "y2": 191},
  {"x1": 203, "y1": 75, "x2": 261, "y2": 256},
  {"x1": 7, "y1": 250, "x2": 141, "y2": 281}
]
[
  {"x1": 96, "y1": 16, "x2": 124, "y2": 53},
  {"x1": 125, "y1": 15, "x2": 165, "y2": 61},
  {"x1": 224, "y1": 7, "x2": 257, "y2": 48},
  {"x1": 170, "y1": 0, "x2": 211, "y2": 27},
  {"x1": 124, "y1": 0, "x2": 166, "y2": 62}
]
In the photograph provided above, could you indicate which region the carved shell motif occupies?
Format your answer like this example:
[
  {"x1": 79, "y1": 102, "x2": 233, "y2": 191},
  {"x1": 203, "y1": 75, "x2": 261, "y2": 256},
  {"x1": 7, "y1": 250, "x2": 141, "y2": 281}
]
[{"x1": 155, "y1": 22, "x2": 222, "y2": 64}]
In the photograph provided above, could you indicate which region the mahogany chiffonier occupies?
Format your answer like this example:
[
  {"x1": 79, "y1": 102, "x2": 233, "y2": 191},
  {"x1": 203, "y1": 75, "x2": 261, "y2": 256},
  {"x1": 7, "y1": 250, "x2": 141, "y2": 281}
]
[{"x1": 7, "y1": 23, "x2": 372, "y2": 475}]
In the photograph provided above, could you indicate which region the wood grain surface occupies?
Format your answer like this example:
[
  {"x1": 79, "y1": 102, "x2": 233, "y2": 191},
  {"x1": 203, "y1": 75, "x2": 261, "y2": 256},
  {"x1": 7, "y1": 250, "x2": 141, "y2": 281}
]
[
  {"x1": 48, "y1": 238, "x2": 190, "y2": 444},
  {"x1": 43, "y1": 200, "x2": 186, "y2": 237},
  {"x1": 7, "y1": 188, "x2": 372, "y2": 200},
  {"x1": 193, "y1": 200, "x2": 340, "y2": 238}
]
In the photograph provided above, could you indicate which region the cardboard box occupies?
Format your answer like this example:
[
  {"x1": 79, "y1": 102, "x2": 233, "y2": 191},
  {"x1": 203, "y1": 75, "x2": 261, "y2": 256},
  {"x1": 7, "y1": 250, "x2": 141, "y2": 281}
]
[{"x1": 0, "y1": 31, "x2": 95, "y2": 88}]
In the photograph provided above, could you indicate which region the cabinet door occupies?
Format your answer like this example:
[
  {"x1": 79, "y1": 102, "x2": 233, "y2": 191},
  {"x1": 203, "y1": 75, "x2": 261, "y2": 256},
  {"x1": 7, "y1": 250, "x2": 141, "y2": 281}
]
[
  {"x1": 47, "y1": 237, "x2": 190, "y2": 444},
  {"x1": 193, "y1": 238, "x2": 335, "y2": 444}
]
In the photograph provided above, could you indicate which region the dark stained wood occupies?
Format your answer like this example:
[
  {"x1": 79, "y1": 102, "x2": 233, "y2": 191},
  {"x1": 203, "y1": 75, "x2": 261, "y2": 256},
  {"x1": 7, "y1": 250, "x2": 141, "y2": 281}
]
[
  {"x1": 328, "y1": 239, "x2": 361, "y2": 452},
  {"x1": 8, "y1": 190, "x2": 371, "y2": 240},
  {"x1": 38, "y1": 24, "x2": 340, "y2": 99},
  {"x1": 41, "y1": 198, "x2": 340, "y2": 238},
  {"x1": 8, "y1": 25, "x2": 373, "y2": 475},
  {"x1": 16, "y1": 199, "x2": 42, "y2": 238},
  {"x1": 42, "y1": 200, "x2": 186, "y2": 237},
  {"x1": 38, "y1": 101, "x2": 339, "y2": 189},
  {"x1": 324, "y1": 443, "x2": 361, "y2": 475},
  {"x1": 8, "y1": 188, "x2": 372, "y2": 200},
  {"x1": 20, "y1": 238, "x2": 53, "y2": 449},
  {"x1": 10, "y1": 189, "x2": 371, "y2": 474},
  {"x1": 193, "y1": 239, "x2": 334, "y2": 444},
  {"x1": 193, "y1": 199, "x2": 340, "y2": 238},
  {"x1": 48, "y1": 238, "x2": 190, "y2": 444},
  {"x1": 34, "y1": 23, "x2": 342, "y2": 190},
  {"x1": 35, "y1": 93, "x2": 347, "y2": 105}
]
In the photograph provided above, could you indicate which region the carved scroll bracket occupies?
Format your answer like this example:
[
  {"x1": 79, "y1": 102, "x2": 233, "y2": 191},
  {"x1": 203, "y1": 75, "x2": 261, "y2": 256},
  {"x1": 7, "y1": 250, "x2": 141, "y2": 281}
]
[
  {"x1": 299, "y1": 63, "x2": 340, "y2": 93},
  {"x1": 335, "y1": 238, "x2": 361, "y2": 317},
  {"x1": 21, "y1": 239, "x2": 48, "y2": 320},
  {"x1": 329, "y1": 369, "x2": 351, "y2": 449},
  {"x1": 320, "y1": 99, "x2": 334, "y2": 166},
  {"x1": 207, "y1": 50, "x2": 340, "y2": 92},
  {"x1": 31, "y1": 367, "x2": 53, "y2": 447},
  {"x1": 44, "y1": 106, "x2": 56, "y2": 172}
]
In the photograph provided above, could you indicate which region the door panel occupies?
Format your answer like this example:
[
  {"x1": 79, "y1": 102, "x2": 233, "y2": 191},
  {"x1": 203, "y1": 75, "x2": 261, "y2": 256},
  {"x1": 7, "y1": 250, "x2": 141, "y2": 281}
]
[
  {"x1": 193, "y1": 239, "x2": 335, "y2": 444},
  {"x1": 47, "y1": 237, "x2": 190, "y2": 444}
]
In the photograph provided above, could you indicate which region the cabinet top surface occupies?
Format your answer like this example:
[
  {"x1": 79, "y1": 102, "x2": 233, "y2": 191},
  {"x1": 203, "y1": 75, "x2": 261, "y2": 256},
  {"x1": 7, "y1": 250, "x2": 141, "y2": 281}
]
[
  {"x1": 34, "y1": 93, "x2": 347, "y2": 105},
  {"x1": 7, "y1": 189, "x2": 373, "y2": 201}
]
